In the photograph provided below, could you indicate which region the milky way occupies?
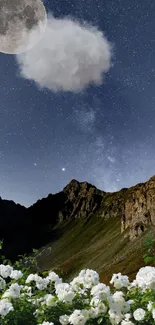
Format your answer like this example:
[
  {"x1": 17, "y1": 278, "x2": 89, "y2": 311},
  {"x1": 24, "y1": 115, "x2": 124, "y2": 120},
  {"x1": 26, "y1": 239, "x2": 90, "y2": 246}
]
[{"x1": 0, "y1": 0, "x2": 155, "y2": 206}]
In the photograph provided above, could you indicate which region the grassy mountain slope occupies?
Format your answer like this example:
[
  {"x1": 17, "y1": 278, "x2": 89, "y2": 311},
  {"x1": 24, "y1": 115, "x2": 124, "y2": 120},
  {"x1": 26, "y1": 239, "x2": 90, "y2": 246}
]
[
  {"x1": 37, "y1": 213, "x2": 155, "y2": 284},
  {"x1": 0, "y1": 177, "x2": 155, "y2": 284}
]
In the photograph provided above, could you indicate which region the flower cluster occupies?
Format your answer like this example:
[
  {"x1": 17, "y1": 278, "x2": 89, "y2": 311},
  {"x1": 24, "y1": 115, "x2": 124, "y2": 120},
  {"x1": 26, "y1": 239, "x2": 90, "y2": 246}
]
[{"x1": 0, "y1": 263, "x2": 155, "y2": 325}]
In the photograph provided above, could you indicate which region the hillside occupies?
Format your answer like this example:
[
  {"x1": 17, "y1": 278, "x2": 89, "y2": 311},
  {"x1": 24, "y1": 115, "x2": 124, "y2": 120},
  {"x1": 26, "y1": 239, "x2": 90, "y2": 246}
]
[{"x1": 0, "y1": 176, "x2": 155, "y2": 283}]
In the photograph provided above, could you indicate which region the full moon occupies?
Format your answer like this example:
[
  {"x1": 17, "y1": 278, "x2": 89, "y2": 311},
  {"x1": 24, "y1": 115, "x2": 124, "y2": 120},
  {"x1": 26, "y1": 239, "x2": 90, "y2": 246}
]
[{"x1": 0, "y1": 0, "x2": 47, "y2": 54}]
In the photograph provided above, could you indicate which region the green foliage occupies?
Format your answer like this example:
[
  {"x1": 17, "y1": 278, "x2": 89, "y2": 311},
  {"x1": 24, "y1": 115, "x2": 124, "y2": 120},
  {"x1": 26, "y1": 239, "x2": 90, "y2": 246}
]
[
  {"x1": 4, "y1": 298, "x2": 37, "y2": 325},
  {"x1": 0, "y1": 239, "x2": 41, "y2": 277},
  {"x1": 143, "y1": 234, "x2": 155, "y2": 264},
  {"x1": 14, "y1": 250, "x2": 41, "y2": 275}
]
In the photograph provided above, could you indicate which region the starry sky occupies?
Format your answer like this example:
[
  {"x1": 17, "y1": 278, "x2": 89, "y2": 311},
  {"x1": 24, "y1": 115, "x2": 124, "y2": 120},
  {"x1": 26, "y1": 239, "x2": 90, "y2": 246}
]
[{"x1": 0, "y1": 0, "x2": 155, "y2": 206}]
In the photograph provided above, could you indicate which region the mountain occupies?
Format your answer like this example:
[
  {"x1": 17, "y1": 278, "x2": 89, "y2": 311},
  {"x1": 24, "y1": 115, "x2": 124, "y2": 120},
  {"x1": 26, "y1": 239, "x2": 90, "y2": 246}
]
[{"x1": 0, "y1": 176, "x2": 155, "y2": 283}]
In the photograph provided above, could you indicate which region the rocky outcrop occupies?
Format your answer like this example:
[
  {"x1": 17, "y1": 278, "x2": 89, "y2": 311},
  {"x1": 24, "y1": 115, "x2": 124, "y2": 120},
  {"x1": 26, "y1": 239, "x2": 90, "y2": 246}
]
[
  {"x1": 63, "y1": 179, "x2": 104, "y2": 219},
  {"x1": 121, "y1": 176, "x2": 155, "y2": 239}
]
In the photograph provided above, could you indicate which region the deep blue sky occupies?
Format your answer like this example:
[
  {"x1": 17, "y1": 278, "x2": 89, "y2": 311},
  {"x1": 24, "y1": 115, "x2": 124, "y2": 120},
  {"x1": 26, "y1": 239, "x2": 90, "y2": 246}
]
[{"x1": 0, "y1": 0, "x2": 155, "y2": 206}]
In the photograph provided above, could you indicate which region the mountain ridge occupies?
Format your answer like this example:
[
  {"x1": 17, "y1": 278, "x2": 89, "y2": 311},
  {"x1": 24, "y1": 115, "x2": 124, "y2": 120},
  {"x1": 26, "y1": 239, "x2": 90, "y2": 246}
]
[{"x1": 0, "y1": 176, "x2": 155, "y2": 283}]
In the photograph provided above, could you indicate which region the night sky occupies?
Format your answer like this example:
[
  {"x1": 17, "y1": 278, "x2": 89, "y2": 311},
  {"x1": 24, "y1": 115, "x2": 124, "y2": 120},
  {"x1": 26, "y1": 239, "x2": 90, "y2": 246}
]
[{"x1": 0, "y1": 0, "x2": 155, "y2": 206}]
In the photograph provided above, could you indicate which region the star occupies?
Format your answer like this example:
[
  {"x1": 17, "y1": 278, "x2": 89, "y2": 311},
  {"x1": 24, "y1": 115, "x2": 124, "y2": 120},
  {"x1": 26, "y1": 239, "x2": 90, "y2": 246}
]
[{"x1": 62, "y1": 168, "x2": 66, "y2": 172}]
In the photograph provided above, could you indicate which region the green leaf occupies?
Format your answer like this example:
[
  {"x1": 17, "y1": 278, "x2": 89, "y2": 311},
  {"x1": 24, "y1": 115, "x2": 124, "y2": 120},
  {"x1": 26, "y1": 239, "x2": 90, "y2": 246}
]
[
  {"x1": 144, "y1": 234, "x2": 153, "y2": 247},
  {"x1": 144, "y1": 256, "x2": 154, "y2": 263},
  {"x1": 32, "y1": 248, "x2": 38, "y2": 254}
]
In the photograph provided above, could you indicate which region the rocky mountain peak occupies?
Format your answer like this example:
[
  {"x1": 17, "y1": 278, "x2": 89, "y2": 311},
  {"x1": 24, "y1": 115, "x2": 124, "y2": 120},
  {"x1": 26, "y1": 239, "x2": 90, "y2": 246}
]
[
  {"x1": 61, "y1": 179, "x2": 104, "y2": 220},
  {"x1": 63, "y1": 179, "x2": 80, "y2": 196}
]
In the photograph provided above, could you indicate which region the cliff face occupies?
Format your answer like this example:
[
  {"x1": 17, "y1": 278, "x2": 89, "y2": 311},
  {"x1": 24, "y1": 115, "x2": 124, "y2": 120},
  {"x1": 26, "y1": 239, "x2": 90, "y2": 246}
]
[
  {"x1": 60, "y1": 176, "x2": 155, "y2": 241},
  {"x1": 0, "y1": 176, "x2": 155, "y2": 282},
  {"x1": 121, "y1": 176, "x2": 155, "y2": 239}
]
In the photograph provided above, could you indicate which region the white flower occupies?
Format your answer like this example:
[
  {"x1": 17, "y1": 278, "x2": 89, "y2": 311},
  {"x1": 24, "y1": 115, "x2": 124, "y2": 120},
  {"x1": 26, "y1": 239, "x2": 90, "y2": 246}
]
[
  {"x1": 133, "y1": 308, "x2": 146, "y2": 321},
  {"x1": 78, "y1": 270, "x2": 86, "y2": 277},
  {"x1": 121, "y1": 301, "x2": 131, "y2": 313},
  {"x1": 95, "y1": 303, "x2": 107, "y2": 315},
  {"x1": 112, "y1": 291, "x2": 125, "y2": 306},
  {"x1": 46, "y1": 271, "x2": 62, "y2": 284},
  {"x1": 70, "y1": 277, "x2": 87, "y2": 295},
  {"x1": 59, "y1": 314, "x2": 69, "y2": 325},
  {"x1": 55, "y1": 282, "x2": 69, "y2": 291},
  {"x1": 71, "y1": 269, "x2": 99, "y2": 290},
  {"x1": 90, "y1": 297, "x2": 100, "y2": 307},
  {"x1": 10, "y1": 270, "x2": 23, "y2": 280},
  {"x1": 26, "y1": 273, "x2": 42, "y2": 283},
  {"x1": 124, "y1": 313, "x2": 132, "y2": 321},
  {"x1": 70, "y1": 276, "x2": 84, "y2": 290},
  {"x1": 152, "y1": 309, "x2": 155, "y2": 320},
  {"x1": 81, "y1": 309, "x2": 90, "y2": 320},
  {"x1": 55, "y1": 283, "x2": 75, "y2": 302},
  {"x1": 110, "y1": 291, "x2": 131, "y2": 313},
  {"x1": 58, "y1": 290, "x2": 75, "y2": 302},
  {"x1": 2, "y1": 283, "x2": 21, "y2": 299},
  {"x1": 83, "y1": 269, "x2": 99, "y2": 288},
  {"x1": 108, "y1": 302, "x2": 122, "y2": 316},
  {"x1": 134, "y1": 266, "x2": 155, "y2": 290},
  {"x1": 44, "y1": 294, "x2": 56, "y2": 307},
  {"x1": 110, "y1": 273, "x2": 129, "y2": 289},
  {"x1": 26, "y1": 273, "x2": 37, "y2": 283},
  {"x1": 147, "y1": 301, "x2": 153, "y2": 311},
  {"x1": 90, "y1": 297, "x2": 107, "y2": 314},
  {"x1": 88, "y1": 307, "x2": 98, "y2": 319},
  {"x1": 91, "y1": 283, "x2": 110, "y2": 300},
  {"x1": 121, "y1": 321, "x2": 134, "y2": 325},
  {"x1": 26, "y1": 273, "x2": 49, "y2": 289},
  {"x1": 35, "y1": 277, "x2": 49, "y2": 290},
  {"x1": 69, "y1": 310, "x2": 87, "y2": 325},
  {"x1": 0, "y1": 299, "x2": 14, "y2": 316},
  {"x1": 127, "y1": 280, "x2": 137, "y2": 290},
  {"x1": 0, "y1": 265, "x2": 13, "y2": 278},
  {"x1": 108, "y1": 309, "x2": 123, "y2": 325}
]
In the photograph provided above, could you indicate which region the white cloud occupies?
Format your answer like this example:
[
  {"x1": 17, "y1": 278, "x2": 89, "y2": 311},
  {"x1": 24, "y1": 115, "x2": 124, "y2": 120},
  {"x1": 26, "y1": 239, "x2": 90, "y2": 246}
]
[{"x1": 16, "y1": 13, "x2": 112, "y2": 92}]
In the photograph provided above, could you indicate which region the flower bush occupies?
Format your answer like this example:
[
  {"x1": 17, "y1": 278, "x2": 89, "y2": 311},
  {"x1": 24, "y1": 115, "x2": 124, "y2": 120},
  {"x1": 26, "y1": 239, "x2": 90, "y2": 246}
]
[
  {"x1": 0, "y1": 238, "x2": 155, "y2": 325},
  {"x1": 0, "y1": 258, "x2": 155, "y2": 325}
]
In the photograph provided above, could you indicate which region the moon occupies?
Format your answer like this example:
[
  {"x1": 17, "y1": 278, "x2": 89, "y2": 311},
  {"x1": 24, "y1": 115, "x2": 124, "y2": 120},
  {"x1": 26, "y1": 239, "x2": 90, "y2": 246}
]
[{"x1": 0, "y1": 0, "x2": 47, "y2": 54}]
